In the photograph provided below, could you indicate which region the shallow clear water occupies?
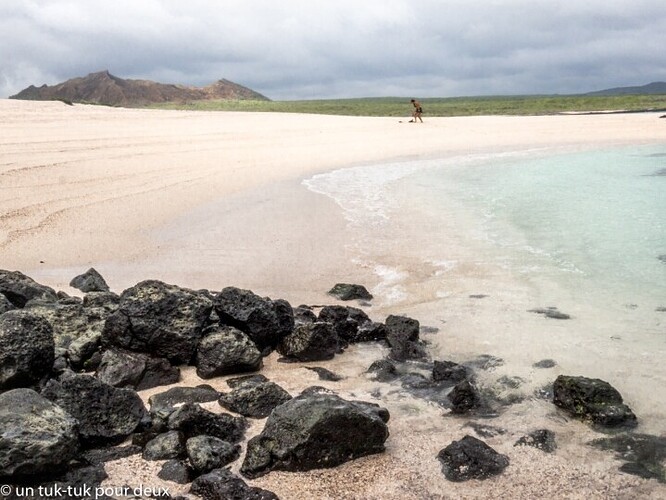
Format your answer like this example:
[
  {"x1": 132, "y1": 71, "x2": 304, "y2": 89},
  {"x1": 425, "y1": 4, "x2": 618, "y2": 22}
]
[
  {"x1": 304, "y1": 144, "x2": 666, "y2": 434},
  {"x1": 401, "y1": 145, "x2": 666, "y2": 310}
]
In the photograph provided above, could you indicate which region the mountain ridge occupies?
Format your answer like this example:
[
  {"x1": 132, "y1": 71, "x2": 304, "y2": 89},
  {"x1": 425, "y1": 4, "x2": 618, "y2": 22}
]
[
  {"x1": 9, "y1": 70, "x2": 269, "y2": 106},
  {"x1": 585, "y1": 81, "x2": 666, "y2": 96}
]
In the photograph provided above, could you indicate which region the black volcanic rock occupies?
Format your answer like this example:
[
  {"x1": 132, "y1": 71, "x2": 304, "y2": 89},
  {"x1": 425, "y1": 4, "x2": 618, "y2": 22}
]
[
  {"x1": 10, "y1": 70, "x2": 269, "y2": 107},
  {"x1": 0, "y1": 269, "x2": 58, "y2": 307},
  {"x1": 0, "y1": 389, "x2": 79, "y2": 478},
  {"x1": 191, "y1": 468, "x2": 279, "y2": 500},
  {"x1": 218, "y1": 378, "x2": 292, "y2": 419},
  {"x1": 553, "y1": 375, "x2": 637, "y2": 428},
  {"x1": 277, "y1": 321, "x2": 338, "y2": 361},
  {"x1": 41, "y1": 373, "x2": 147, "y2": 446},
  {"x1": 241, "y1": 391, "x2": 389, "y2": 478},
  {"x1": 437, "y1": 435, "x2": 509, "y2": 481},
  {"x1": 102, "y1": 280, "x2": 213, "y2": 364},
  {"x1": 214, "y1": 287, "x2": 293, "y2": 353},
  {"x1": 0, "y1": 310, "x2": 55, "y2": 391},
  {"x1": 195, "y1": 326, "x2": 262, "y2": 379},
  {"x1": 70, "y1": 268, "x2": 110, "y2": 293},
  {"x1": 167, "y1": 403, "x2": 247, "y2": 444},
  {"x1": 328, "y1": 283, "x2": 373, "y2": 301}
]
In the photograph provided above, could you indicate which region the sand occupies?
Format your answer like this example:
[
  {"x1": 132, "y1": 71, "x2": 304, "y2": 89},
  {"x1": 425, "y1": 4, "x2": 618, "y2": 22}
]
[{"x1": 1, "y1": 99, "x2": 664, "y2": 499}]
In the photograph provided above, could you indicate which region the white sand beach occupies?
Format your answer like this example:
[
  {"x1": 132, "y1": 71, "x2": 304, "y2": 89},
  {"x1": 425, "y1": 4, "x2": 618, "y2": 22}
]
[{"x1": 1, "y1": 99, "x2": 665, "y2": 499}]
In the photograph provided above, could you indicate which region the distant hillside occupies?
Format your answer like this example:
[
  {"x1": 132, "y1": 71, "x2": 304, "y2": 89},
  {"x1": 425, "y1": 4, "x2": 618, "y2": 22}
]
[
  {"x1": 9, "y1": 70, "x2": 269, "y2": 106},
  {"x1": 586, "y1": 81, "x2": 666, "y2": 96}
]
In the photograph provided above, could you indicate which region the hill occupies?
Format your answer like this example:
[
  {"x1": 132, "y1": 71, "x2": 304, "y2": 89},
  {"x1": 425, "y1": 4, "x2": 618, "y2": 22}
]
[
  {"x1": 9, "y1": 70, "x2": 269, "y2": 106},
  {"x1": 586, "y1": 81, "x2": 666, "y2": 96}
]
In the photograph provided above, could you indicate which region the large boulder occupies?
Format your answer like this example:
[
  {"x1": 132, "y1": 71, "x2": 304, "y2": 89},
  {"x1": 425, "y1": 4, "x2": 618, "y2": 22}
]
[
  {"x1": 214, "y1": 287, "x2": 293, "y2": 352},
  {"x1": 437, "y1": 435, "x2": 509, "y2": 481},
  {"x1": 0, "y1": 270, "x2": 57, "y2": 307},
  {"x1": 241, "y1": 391, "x2": 390, "y2": 478},
  {"x1": 95, "y1": 348, "x2": 179, "y2": 391},
  {"x1": 69, "y1": 268, "x2": 110, "y2": 293},
  {"x1": 276, "y1": 321, "x2": 338, "y2": 361},
  {"x1": 0, "y1": 310, "x2": 55, "y2": 391},
  {"x1": 41, "y1": 373, "x2": 147, "y2": 446},
  {"x1": 102, "y1": 280, "x2": 213, "y2": 364},
  {"x1": 218, "y1": 377, "x2": 292, "y2": 418},
  {"x1": 195, "y1": 326, "x2": 262, "y2": 379},
  {"x1": 553, "y1": 375, "x2": 637, "y2": 428},
  {"x1": 0, "y1": 389, "x2": 79, "y2": 478},
  {"x1": 191, "y1": 468, "x2": 279, "y2": 500}
]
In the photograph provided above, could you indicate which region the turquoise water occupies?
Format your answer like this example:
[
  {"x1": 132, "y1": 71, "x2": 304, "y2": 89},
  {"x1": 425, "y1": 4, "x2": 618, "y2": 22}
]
[{"x1": 398, "y1": 146, "x2": 666, "y2": 310}]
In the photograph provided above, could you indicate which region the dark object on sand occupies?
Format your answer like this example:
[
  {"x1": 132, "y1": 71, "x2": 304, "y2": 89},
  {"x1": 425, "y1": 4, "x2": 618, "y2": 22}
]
[
  {"x1": 218, "y1": 377, "x2": 292, "y2": 419},
  {"x1": 437, "y1": 435, "x2": 509, "y2": 481},
  {"x1": 514, "y1": 429, "x2": 557, "y2": 453},
  {"x1": 191, "y1": 467, "x2": 279, "y2": 500},
  {"x1": 553, "y1": 375, "x2": 637, "y2": 428},
  {"x1": 328, "y1": 283, "x2": 373, "y2": 301},
  {"x1": 241, "y1": 391, "x2": 389, "y2": 478},
  {"x1": 528, "y1": 307, "x2": 571, "y2": 320},
  {"x1": 533, "y1": 359, "x2": 557, "y2": 369},
  {"x1": 305, "y1": 366, "x2": 344, "y2": 381}
]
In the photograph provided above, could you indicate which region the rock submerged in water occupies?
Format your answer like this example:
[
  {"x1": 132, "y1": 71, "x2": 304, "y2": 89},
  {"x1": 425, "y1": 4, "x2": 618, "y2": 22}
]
[
  {"x1": 553, "y1": 375, "x2": 637, "y2": 428},
  {"x1": 437, "y1": 435, "x2": 509, "y2": 481},
  {"x1": 589, "y1": 433, "x2": 666, "y2": 483},
  {"x1": 241, "y1": 390, "x2": 390, "y2": 478},
  {"x1": 514, "y1": 429, "x2": 557, "y2": 453},
  {"x1": 0, "y1": 388, "x2": 79, "y2": 478},
  {"x1": 328, "y1": 283, "x2": 373, "y2": 301},
  {"x1": 528, "y1": 307, "x2": 571, "y2": 320}
]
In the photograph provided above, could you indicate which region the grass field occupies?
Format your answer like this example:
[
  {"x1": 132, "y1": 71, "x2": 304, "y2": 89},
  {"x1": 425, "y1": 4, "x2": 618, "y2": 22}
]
[{"x1": 148, "y1": 94, "x2": 666, "y2": 117}]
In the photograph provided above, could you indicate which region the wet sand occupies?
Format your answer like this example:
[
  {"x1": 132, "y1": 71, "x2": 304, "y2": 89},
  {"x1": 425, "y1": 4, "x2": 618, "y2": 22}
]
[{"x1": 1, "y1": 100, "x2": 664, "y2": 498}]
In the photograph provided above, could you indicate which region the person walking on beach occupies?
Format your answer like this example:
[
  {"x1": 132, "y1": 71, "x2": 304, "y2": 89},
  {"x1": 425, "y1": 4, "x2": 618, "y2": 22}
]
[{"x1": 410, "y1": 99, "x2": 423, "y2": 123}]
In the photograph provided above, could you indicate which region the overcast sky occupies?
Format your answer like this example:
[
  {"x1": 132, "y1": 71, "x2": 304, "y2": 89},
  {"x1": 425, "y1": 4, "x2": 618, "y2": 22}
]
[{"x1": 1, "y1": 0, "x2": 665, "y2": 100}]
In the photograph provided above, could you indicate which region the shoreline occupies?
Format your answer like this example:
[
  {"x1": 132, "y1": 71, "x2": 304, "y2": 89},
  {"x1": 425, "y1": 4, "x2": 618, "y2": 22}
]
[{"x1": 1, "y1": 100, "x2": 665, "y2": 498}]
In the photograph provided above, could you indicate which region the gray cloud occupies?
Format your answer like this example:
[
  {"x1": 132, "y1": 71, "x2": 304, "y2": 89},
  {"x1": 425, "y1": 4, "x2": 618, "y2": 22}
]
[{"x1": 1, "y1": 0, "x2": 665, "y2": 99}]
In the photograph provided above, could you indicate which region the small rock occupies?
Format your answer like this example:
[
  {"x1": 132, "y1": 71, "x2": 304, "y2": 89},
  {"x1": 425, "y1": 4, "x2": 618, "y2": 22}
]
[
  {"x1": 0, "y1": 269, "x2": 58, "y2": 307},
  {"x1": 529, "y1": 307, "x2": 571, "y2": 320},
  {"x1": 167, "y1": 403, "x2": 247, "y2": 443},
  {"x1": 437, "y1": 435, "x2": 509, "y2": 481},
  {"x1": 149, "y1": 385, "x2": 220, "y2": 421},
  {"x1": 514, "y1": 429, "x2": 557, "y2": 453},
  {"x1": 367, "y1": 359, "x2": 399, "y2": 382},
  {"x1": 305, "y1": 366, "x2": 344, "y2": 381},
  {"x1": 186, "y1": 435, "x2": 241, "y2": 473},
  {"x1": 191, "y1": 467, "x2": 279, "y2": 500},
  {"x1": 432, "y1": 360, "x2": 468, "y2": 384},
  {"x1": 328, "y1": 283, "x2": 373, "y2": 301},
  {"x1": 158, "y1": 459, "x2": 193, "y2": 485},
  {"x1": 195, "y1": 326, "x2": 262, "y2": 379},
  {"x1": 218, "y1": 379, "x2": 292, "y2": 419},
  {"x1": 142, "y1": 430, "x2": 186, "y2": 461},
  {"x1": 277, "y1": 321, "x2": 338, "y2": 361},
  {"x1": 69, "y1": 268, "x2": 110, "y2": 293},
  {"x1": 533, "y1": 359, "x2": 557, "y2": 369},
  {"x1": 448, "y1": 380, "x2": 480, "y2": 414}
]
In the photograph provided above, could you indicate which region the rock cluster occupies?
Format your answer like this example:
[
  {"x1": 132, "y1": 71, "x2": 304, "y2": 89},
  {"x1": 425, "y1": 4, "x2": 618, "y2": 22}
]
[{"x1": 0, "y1": 270, "x2": 654, "y2": 494}]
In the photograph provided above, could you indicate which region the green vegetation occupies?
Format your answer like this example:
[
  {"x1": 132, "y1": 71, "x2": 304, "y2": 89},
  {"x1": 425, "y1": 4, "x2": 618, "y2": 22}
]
[{"x1": 147, "y1": 94, "x2": 666, "y2": 117}]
